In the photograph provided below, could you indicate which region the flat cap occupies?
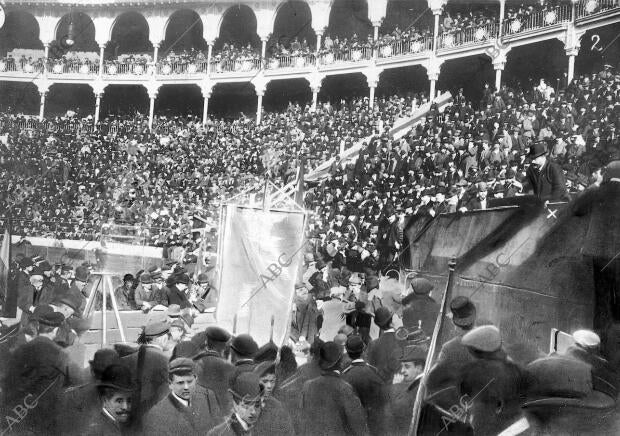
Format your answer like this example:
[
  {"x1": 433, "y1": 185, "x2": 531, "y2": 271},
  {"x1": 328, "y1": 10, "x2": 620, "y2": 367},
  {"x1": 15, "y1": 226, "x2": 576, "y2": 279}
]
[
  {"x1": 462, "y1": 325, "x2": 502, "y2": 353},
  {"x1": 400, "y1": 345, "x2": 427, "y2": 362},
  {"x1": 229, "y1": 372, "x2": 262, "y2": 402},
  {"x1": 169, "y1": 357, "x2": 195, "y2": 375},
  {"x1": 231, "y1": 334, "x2": 259, "y2": 357},
  {"x1": 573, "y1": 329, "x2": 600, "y2": 348},
  {"x1": 205, "y1": 326, "x2": 231, "y2": 343}
]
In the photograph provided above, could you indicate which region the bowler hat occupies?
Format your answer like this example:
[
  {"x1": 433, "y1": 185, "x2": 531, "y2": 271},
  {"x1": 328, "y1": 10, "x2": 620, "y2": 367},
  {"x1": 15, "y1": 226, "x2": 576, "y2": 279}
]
[
  {"x1": 97, "y1": 364, "x2": 136, "y2": 391},
  {"x1": 231, "y1": 334, "x2": 259, "y2": 357},
  {"x1": 140, "y1": 273, "x2": 153, "y2": 284},
  {"x1": 345, "y1": 335, "x2": 365, "y2": 355},
  {"x1": 205, "y1": 326, "x2": 231, "y2": 344},
  {"x1": 54, "y1": 291, "x2": 82, "y2": 312},
  {"x1": 197, "y1": 273, "x2": 209, "y2": 284},
  {"x1": 528, "y1": 141, "x2": 547, "y2": 158},
  {"x1": 319, "y1": 341, "x2": 343, "y2": 370},
  {"x1": 32, "y1": 305, "x2": 65, "y2": 327},
  {"x1": 89, "y1": 348, "x2": 120, "y2": 376},
  {"x1": 450, "y1": 296, "x2": 476, "y2": 327},
  {"x1": 143, "y1": 320, "x2": 169, "y2": 338},
  {"x1": 374, "y1": 307, "x2": 393, "y2": 329},
  {"x1": 74, "y1": 266, "x2": 90, "y2": 282}
]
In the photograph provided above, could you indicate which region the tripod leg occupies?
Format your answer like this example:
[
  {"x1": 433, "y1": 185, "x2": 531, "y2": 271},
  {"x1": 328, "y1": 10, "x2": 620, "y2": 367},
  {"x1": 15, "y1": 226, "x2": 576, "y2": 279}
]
[
  {"x1": 107, "y1": 276, "x2": 126, "y2": 343},
  {"x1": 102, "y1": 279, "x2": 107, "y2": 346}
]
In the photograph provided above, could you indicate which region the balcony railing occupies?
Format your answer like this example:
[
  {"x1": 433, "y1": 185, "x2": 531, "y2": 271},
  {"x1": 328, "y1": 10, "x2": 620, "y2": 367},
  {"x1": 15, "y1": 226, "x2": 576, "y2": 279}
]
[
  {"x1": 266, "y1": 54, "x2": 316, "y2": 69},
  {"x1": 319, "y1": 47, "x2": 373, "y2": 66},
  {"x1": 0, "y1": 61, "x2": 44, "y2": 75},
  {"x1": 378, "y1": 36, "x2": 433, "y2": 58},
  {"x1": 577, "y1": 0, "x2": 620, "y2": 18},
  {"x1": 48, "y1": 61, "x2": 99, "y2": 76},
  {"x1": 103, "y1": 62, "x2": 151, "y2": 77},
  {"x1": 439, "y1": 22, "x2": 498, "y2": 50},
  {"x1": 503, "y1": 4, "x2": 572, "y2": 36},
  {"x1": 210, "y1": 58, "x2": 262, "y2": 74},
  {"x1": 157, "y1": 61, "x2": 209, "y2": 76}
]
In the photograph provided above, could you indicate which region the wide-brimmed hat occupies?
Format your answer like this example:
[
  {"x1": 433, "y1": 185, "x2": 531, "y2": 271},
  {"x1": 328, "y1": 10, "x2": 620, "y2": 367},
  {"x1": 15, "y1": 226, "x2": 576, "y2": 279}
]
[
  {"x1": 319, "y1": 341, "x2": 343, "y2": 370},
  {"x1": 523, "y1": 356, "x2": 615, "y2": 410},
  {"x1": 528, "y1": 141, "x2": 547, "y2": 158},
  {"x1": 374, "y1": 307, "x2": 393, "y2": 329},
  {"x1": 231, "y1": 334, "x2": 258, "y2": 358},
  {"x1": 97, "y1": 364, "x2": 136, "y2": 391}
]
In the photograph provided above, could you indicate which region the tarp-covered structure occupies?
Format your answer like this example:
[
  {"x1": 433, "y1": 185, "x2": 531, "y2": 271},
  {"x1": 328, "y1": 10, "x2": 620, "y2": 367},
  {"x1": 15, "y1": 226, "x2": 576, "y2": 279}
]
[{"x1": 405, "y1": 198, "x2": 595, "y2": 361}]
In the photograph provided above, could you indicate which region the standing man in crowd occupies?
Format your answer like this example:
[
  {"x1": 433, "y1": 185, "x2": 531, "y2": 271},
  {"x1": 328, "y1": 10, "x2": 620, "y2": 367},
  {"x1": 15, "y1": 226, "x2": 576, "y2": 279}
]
[
  {"x1": 524, "y1": 141, "x2": 567, "y2": 201},
  {"x1": 143, "y1": 358, "x2": 222, "y2": 435}
]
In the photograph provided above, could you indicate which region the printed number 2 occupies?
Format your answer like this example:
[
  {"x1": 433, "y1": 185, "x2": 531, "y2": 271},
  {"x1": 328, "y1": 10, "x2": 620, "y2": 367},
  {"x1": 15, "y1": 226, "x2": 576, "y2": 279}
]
[{"x1": 591, "y1": 34, "x2": 602, "y2": 52}]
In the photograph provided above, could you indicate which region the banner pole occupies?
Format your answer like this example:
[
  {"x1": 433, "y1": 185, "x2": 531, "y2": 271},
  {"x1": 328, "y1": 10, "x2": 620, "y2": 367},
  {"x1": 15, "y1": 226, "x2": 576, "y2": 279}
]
[{"x1": 408, "y1": 257, "x2": 457, "y2": 436}]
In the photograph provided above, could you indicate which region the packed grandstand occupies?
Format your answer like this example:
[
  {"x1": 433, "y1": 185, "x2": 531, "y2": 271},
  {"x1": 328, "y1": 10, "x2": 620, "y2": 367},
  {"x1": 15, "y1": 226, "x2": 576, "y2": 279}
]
[{"x1": 1, "y1": 0, "x2": 620, "y2": 435}]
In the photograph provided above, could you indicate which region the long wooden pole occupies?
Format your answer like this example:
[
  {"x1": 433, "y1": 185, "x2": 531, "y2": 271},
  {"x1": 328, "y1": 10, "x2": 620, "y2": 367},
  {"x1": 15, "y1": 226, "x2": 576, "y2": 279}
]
[{"x1": 408, "y1": 257, "x2": 457, "y2": 436}]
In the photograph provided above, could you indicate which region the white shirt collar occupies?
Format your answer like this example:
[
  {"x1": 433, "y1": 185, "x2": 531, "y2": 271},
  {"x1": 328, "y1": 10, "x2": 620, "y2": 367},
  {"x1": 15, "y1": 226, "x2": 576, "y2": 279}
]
[
  {"x1": 172, "y1": 392, "x2": 189, "y2": 407},
  {"x1": 610, "y1": 178, "x2": 620, "y2": 183},
  {"x1": 351, "y1": 358, "x2": 365, "y2": 363},
  {"x1": 384, "y1": 328, "x2": 395, "y2": 333}
]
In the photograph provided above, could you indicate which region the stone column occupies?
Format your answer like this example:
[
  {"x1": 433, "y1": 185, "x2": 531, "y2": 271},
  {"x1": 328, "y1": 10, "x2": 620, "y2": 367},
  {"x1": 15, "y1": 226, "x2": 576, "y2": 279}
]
[
  {"x1": 94, "y1": 93, "x2": 102, "y2": 123},
  {"x1": 98, "y1": 44, "x2": 106, "y2": 76},
  {"x1": 566, "y1": 47, "x2": 579, "y2": 84},
  {"x1": 201, "y1": 83, "x2": 213, "y2": 126},
  {"x1": 39, "y1": 90, "x2": 47, "y2": 121},
  {"x1": 147, "y1": 89, "x2": 157, "y2": 130},
  {"x1": 206, "y1": 42, "x2": 214, "y2": 74},
  {"x1": 498, "y1": 0, "x2": 506, "y2": 38}
]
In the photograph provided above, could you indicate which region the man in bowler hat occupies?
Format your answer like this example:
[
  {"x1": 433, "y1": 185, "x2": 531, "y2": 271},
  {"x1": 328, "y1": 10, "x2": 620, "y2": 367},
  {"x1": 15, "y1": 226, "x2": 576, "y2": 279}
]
[{"x1": 524, "y1": 141, "x2": 567, "y2": 201}]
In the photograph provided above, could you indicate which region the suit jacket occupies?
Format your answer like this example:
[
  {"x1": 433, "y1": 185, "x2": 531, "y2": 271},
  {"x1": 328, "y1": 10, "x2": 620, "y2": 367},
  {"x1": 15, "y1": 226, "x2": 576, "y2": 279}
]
[
  {"x1": 342, "y1": 361, "x2": 388, "y2": 436},
  {"x1": 143, "y1": 387, "x2": 222, "y2": 436},
  {"x1": 167, "y1": 285, "x2": 192, "y2": 309},
  {"x1": 387, "y1": 378, "x2": 421, "y2": 436},
  {"x1": 253, "y1": 396, "x2": 295, "y2": 436},
  {"x1": 301, "y1": 371, "x2": 369, "y2": 436},
  {"x1": 524, "y1": 160, "x2": 567, "y2": 201},
  {"x1": 82, "y1": 410, "x2": 126, "y2": 436},
  {"x1": 437, "y1": 334, "x2": 475, "y2": 366},
  {"x1": 366, "y1": 331, "x2": 402, "y2": 383},
  {"x1": 121, "y1": 345, "x2": 170, "y2": 421},
  {"x1": 195, "y1": 351, "x2": 235, "y2": 413},
  {"x1": 56, "y1": 383, "x2": 101, "y2": 435},
  {"x1": 402, "y1": 294, "x2": 440, "y2": 336}
]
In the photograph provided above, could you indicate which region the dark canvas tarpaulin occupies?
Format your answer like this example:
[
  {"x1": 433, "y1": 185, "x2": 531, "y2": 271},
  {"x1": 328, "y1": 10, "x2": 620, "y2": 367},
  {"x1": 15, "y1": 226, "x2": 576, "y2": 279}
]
[{"x1": 405, "y1": 200, "x2": 594, "y2": 359}]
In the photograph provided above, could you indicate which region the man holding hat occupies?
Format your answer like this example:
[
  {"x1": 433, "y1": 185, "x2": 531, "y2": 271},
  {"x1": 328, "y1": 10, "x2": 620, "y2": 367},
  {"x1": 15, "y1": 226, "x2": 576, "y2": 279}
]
[
  {"x1": 342, "y1": 335, "x2": 387, "y2": 436},
  {"x1": 523, "y1": 141, "x2": 567, "y2": 201},
  {"x1": 3, "y1": 305, "x2": 83, "y2": 435},
  {"x1": 208, "y1": 372, "x2": 264, "y2": 436},
  {"x1": 143, "y1": 357, "x2": 222, "y2": 435},
  {"x1": 82, "y1": 364, "x2": 136, "y2": 435},
  {"x1": 402, "y1": 277, "x2": 440, "y2": 337},
  {"x1": 367, "y1": 307, "x2": 402, "y2": 383},
  {"x1": 301, "y1": 341, "x2": 369, "y2": 436}
]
